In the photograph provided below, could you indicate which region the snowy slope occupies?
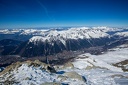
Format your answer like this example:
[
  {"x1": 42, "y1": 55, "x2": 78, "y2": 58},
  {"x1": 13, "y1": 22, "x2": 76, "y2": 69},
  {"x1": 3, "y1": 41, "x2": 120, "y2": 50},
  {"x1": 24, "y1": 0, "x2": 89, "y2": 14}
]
[
  {"x1": 114, "y1": 32, "x2": 128, "y2": 37},
  {"x1": 64, "y1": 45, "x2": 128, "y2": 85},
  {"x1": 84, "y1": 44, "x2": 128, "y2": 64},
  {"x1": 0, "y1": 61, "x2": 87, "y2": 85},
  {"x1": 72, "y1": 44, "x2": 128, "y2": 72},
  {"x1": 0, "y1": 45, "x2": 128, "y2": 85}
]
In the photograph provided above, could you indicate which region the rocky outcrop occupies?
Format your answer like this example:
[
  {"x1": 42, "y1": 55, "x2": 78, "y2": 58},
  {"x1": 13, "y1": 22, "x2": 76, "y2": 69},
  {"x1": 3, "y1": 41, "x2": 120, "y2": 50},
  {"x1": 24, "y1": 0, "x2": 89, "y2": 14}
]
[
  {"x1": 0, "y1": 60, "x2": 56, "y2": 76},
  {"x1": 0, "y1": 60, "x2": 57, "y2": 85},
  {"x1": 57, "y1": 71, "x2": 87, "y2": 85},
  {"x1": 63, "y1": 71, "x2": 86, "y2": 82},
  {"x1": 0, "y1": 60, "x2": 88, "y2": 85}
]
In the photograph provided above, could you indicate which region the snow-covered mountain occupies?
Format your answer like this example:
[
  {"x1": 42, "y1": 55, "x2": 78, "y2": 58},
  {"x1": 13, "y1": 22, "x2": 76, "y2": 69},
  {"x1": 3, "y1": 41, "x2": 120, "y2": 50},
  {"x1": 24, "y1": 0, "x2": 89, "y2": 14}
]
[
  {"x1": 0, "y1": 27, "x2": 128, "y2": 41},
  {"x1": 29, "y1": 27, "x2": 109, "y2": 45},
  {"x1": 0, "y1": 27, "x2": 128, "y2": 57},
  {"x1": 28, "y1": 26, "x2": 128, "y2": 43}
]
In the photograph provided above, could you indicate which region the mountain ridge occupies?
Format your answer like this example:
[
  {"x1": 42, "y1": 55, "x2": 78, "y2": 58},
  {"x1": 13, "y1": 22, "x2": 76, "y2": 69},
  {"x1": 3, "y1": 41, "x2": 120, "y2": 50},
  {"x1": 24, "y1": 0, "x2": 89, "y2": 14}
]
[{"x1": 0, "y1": 27, "x2": 128, "y2": 57}]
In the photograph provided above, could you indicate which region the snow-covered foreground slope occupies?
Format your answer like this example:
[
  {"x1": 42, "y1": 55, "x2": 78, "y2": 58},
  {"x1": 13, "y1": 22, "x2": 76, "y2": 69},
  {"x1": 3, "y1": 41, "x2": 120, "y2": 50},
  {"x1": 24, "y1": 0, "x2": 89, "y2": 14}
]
[
  {"x1": 0, "y1": 60, "x2": 87, "y2": 85},
  {"x1": 0, "y1": 44, "x2": 128, "y2": 85}
]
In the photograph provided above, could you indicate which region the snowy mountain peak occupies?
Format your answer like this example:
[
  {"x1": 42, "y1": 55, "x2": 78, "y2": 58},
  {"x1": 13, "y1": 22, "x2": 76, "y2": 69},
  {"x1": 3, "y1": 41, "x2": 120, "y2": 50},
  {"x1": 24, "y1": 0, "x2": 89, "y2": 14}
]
[
  {"x1": 29, "y1": 27, "x2": 109, "y2": 45},
  {"x1": 29, "y1": 36, "x2": 45, "y2": 42}
]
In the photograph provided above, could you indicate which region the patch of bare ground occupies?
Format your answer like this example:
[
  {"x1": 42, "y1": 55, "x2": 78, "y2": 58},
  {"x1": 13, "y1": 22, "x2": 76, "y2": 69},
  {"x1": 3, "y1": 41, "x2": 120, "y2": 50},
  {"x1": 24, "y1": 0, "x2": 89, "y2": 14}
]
[
  {"x1": 111, "y1": 74, "x2": 128, "y2": 78},
  {"x1": 113, "y1": 60, "x2": 128, "y2": 72}
]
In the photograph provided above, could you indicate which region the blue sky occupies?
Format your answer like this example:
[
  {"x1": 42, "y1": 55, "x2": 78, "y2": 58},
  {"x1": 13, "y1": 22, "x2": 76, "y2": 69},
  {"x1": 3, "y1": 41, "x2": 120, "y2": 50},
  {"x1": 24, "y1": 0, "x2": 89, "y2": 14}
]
[{"x1": 0, "y1": 0, "x2": 128, "y2": 28}]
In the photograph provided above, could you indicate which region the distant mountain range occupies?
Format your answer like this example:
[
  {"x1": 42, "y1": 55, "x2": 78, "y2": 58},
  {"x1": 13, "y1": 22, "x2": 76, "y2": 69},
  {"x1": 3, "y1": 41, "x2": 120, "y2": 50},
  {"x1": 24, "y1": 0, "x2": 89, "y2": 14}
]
[{"x1": 0, "y1": 27, "x2": 128, "y2": 57}]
